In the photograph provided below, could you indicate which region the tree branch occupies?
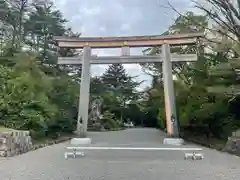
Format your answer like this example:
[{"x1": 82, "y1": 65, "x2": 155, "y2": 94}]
[{"x1": 167, "y1": 0, "x2": 239, "y2": 43}]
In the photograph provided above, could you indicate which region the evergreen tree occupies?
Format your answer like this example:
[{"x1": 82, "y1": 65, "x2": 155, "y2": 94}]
[
  {"x1": 102, "y1": 63, "x2": 140, "y2": 101},
  {"x1": 101, "y1": 64, "x2": 140, "y2": 121},
  {"x1": 102, "y1": 63, "x2": 128, "y2": 89}
]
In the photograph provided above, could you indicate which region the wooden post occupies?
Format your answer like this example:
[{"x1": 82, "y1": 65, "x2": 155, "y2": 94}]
[
  {"x1": 77, "y1": 46, "x2": 91, "y2": 137},
  {"x1": 162, "y1": 44, "x2": 179, "y2": 137}
]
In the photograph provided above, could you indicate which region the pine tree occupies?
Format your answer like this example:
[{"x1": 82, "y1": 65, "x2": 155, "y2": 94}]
[
  {"x1": 101, "y1": 64, "x2": 140, "y2": 121},
  {"x1": 102, "y1": 64, "x2": 128, "y2": 89},
  {"x1": 102, "y1": 63, "x2": 139, "y2": 99}
]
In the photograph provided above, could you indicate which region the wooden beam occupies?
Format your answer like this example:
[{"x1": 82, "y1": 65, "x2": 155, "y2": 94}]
[
  {"x1": 57, "y1": 54, "x2": 197, "y2": 64},
  {"x1": 54, "y1": 33, "x2": 204, "y2": 48}
]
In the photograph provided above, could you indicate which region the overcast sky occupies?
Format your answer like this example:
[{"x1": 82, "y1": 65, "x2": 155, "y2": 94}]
[{"x1": 53, "y1": 0, "x2": 195, "y2": 89}]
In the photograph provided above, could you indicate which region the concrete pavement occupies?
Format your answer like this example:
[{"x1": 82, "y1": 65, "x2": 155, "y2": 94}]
[{"x1": 0, "y1": 128, "x2": 239, "y2": 180}]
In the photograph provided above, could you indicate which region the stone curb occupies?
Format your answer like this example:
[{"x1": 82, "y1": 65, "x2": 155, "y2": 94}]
[
  {"x1": 161, "y1": 129, "x2": 240, "y2": 156},
  {"x1": 88, "y1": 127, "x2": 126, "y2": 132},
  {"x1": 184, "y1": 137, "x2": 240, "y2": 157},
  {"x1": 182, "y1": 136, "x2": 224, "y2": 151}
]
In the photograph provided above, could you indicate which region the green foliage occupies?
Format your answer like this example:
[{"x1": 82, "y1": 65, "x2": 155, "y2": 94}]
[
  {"x1": 101, "y1": 111, "x2": 118, "y2": 130},
  {"x1": 0, "y1": 52, "x2": 79, "y2": 137},
  {"x1": 139, "y1": 10, "x2": 240, "y2": 140},
  {"x1": 101, "y1": 64, "x2": 141, "y2": 122},
  {"x1": 0, "y1": 0, "x2": 144, "y2": 138},
  {"x1": 0, "y1": 1, "x2": 79, "y2": 140}
]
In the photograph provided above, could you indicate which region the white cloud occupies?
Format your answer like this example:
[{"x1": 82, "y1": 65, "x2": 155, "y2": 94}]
[
  {"x1": 81, "y1": 7, "x2": 102, "y2": 16},
  {"x1": 120, "y1": 23, "x2": 131, "y2": 32},
  {"x1": 53, "y1": 0, "x2": 194, "y2": 89},
  {"x1": 99, "y1": 27, "x2": 106, "y2": 32}
]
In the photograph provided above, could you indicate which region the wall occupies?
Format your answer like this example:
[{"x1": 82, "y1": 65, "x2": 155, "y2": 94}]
[
  {"x1": 0, "y1": 130, "x2": 32, "y2": 157},
  {"x1": 224, "y1": 134, "x2": 240, "y2": 156}
]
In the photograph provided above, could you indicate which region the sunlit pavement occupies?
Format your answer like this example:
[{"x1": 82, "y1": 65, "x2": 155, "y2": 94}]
[{"x1": 0, "y1": 128, "x2": 240, "y2": 180}]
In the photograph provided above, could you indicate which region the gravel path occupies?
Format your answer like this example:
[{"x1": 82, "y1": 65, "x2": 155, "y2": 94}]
[{"x1": 0, "y1": 128, "x2": 240, "y2": 180}]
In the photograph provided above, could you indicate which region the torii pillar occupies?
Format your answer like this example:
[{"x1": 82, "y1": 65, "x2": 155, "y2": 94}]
[
  {"x1": 162, "y1": 44, "x2": 179, "y2": 138},
  {"x1": 77, "y1": 46, "x2": 91, "y2": 137}
]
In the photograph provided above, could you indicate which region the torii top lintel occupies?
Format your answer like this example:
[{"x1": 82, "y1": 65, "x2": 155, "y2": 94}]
[{"x1": 54, "y1": 32, "x2": 204, "y2": 49}]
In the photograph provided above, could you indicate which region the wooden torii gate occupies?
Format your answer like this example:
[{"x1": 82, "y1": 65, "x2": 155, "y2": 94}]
[{"x1": 54, "y1": 33, "x2": 203, "y2": 139}]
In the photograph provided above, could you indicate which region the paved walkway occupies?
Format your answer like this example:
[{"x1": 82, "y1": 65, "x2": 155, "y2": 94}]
[{"x1": 0, "y1": 128, "x2": 240, "y2": 180}]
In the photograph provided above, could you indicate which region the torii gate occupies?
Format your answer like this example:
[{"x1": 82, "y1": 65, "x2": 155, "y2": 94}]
[{"x1": 54, "y1": 33, "x2": 203, "y2": 140}]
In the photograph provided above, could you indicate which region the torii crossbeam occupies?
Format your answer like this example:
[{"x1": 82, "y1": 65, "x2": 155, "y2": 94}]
[
  {"x1": 54, "y1": 32, "x2": 204, "y2": 141},
  {"x1": 54, "y1": 33, "x2": 203, "y2": 48}
]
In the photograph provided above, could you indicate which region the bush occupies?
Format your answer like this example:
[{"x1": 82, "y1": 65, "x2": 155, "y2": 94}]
[
  {"x1": 101, "y1": 111, "x2": 119, "y2": 129},
  {"x1": 103, "y1": 118, "x2": 118, "y2": 129},
  {"x1": 0, "y1": 54, "x2": 79, "y2": 139},
  {"x1": 91, "y1": 122, "x2": 102, "y2": 131},
  {"x1": 30, "y1": 130, "x2": 47, "y2": 139}
]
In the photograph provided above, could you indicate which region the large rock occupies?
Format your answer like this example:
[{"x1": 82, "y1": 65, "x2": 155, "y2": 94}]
[
  {"x1": 224, "y1": 137, "x2": 240, "y2": 156},
  {"x1": 0, "y1": 130, "x2": 32, "y2": 157}
]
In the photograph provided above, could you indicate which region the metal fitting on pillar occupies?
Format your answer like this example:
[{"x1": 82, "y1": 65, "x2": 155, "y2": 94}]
[{"x1": 121, "y1": 45, "x2": 130, "y2": 56}]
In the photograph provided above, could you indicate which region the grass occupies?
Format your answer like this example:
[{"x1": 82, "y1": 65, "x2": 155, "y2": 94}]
[
  {"x1": 32, "y1": 132, "x2": 75, "y2": 145},
  {"x1": 0, "y1": 126, "x2": 17, "y2": 132},
  {"x1": 182, "y1": 133, "x2": 226, "y2": 150},
  {"x1": 31, "y1": 137, "x2": 51, "y2": 145}
]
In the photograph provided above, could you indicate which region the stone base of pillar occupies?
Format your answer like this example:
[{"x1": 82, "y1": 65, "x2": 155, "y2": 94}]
[
  {"x1": 163, "y1": 137, "x2": 184, "y2": 146},
  {"x1": 70, "y1": 137, "x2": 92, "y2": 145},
  {"x1": 74, "y1": 130, "x2": 87, "y2": 138},
  {"x1": 79, "y1": 132, "x2": 87, "y2": 138}
]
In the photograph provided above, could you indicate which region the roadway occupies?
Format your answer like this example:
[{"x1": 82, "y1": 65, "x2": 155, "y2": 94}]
[{"x1": 0, "y1": 128, "x2": 239, "y2": 180}]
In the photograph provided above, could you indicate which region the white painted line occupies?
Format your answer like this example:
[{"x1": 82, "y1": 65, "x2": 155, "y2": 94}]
[{"x1": 65, "y1": 146, "x2": 203, "y2": 151}]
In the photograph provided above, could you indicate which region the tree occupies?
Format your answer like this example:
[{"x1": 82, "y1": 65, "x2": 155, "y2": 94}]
[
  {"x1": 194, "y1": 0, "x2": 240, "y2": 42},
  {"x1": 142, "y1": 11, "x2": 208, "y2": 85},
  {"x1": 139, "y1": 10, "x2": 237, "y2": 139},
  {"x1": 24, "y1": 0, "x2": 67, "y2": 64},
  {"x1": 0, "y1": 0, "x2": 82, "y2": 139},
  {"x1": 138, "y1": 76, "x2": 165, "y2": 128},
  {"x1": 101, "y1": 64, "x2": 140, "y2": 121},
  {"x1": 0, "y1": 53, "x2": 56, "y2": 132}
]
